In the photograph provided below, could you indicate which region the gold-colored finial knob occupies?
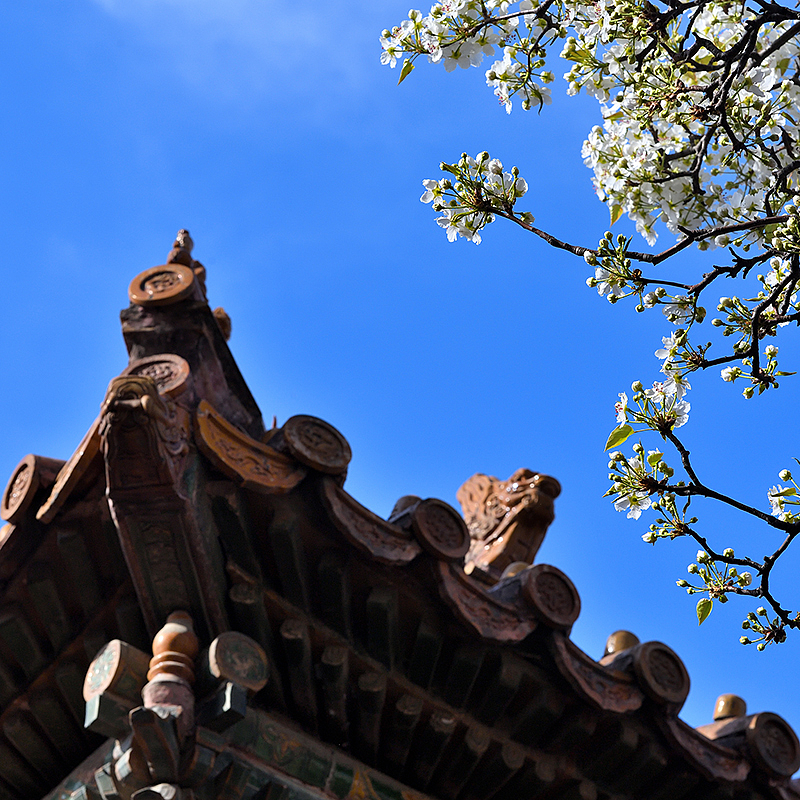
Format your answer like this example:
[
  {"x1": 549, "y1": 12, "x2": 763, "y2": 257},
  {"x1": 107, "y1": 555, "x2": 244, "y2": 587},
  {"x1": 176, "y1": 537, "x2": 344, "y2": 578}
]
[
  {"x1": 714, "y1": 693, "x2": 746, "y2": 720},
  {"x1": 603, "y1": 630, "x2": 640, "y2": 658},
  {"x1": 148, "y1": 610, "x2": 199, "y2": 684}
]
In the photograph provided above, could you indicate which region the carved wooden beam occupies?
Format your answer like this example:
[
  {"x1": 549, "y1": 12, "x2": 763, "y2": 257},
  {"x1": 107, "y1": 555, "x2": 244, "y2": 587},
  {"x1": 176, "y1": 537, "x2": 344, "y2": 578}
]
[{"x1": 101, "y1": 377, "x2": 228, "y2": 638}]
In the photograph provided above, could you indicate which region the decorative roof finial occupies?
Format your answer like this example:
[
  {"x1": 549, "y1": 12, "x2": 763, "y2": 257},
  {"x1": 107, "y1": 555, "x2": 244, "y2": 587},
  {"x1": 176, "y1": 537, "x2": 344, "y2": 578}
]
[
  {"x1": 714, "y1": 693, "x2": 747, "y2": 720},
  {"x1": 175, "y1": 229, "x2": 193, "y2": 254},
  {"x1": 167, "y1": 229, "x2": 195, "y2": 267}
]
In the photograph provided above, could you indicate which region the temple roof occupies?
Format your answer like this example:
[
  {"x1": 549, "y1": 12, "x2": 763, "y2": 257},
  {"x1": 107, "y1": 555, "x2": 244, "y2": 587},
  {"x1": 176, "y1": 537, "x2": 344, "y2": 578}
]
[{"x1": 0, "y1": 234, "x2": 798, "y2": 800}]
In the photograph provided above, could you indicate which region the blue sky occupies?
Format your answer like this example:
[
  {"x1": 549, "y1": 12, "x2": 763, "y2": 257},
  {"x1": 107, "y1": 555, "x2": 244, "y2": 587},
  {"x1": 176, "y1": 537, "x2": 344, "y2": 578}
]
[{"x1": 1, "y1": 0, "x2": 799, "y2": 741}]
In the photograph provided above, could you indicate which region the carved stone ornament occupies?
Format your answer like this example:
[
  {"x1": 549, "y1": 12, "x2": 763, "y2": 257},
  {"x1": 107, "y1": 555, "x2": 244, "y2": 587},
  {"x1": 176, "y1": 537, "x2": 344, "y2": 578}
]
[
  {"x1": 550, "y1": 634, "x2": 645, "y2": 714},
  {"x1": 457, "y1": 468, "x2": 561, "y2": 576},
  {"x1": 123, "y1": 354, "x2": 191, "y2": 399},
  {"x1": 281, "y1": 415, "x2": 352, "y2": 475},
  {"x1": 320, "y1": 477, "x2": 422, "y2": 565},
  {"x1": 520, "y1": 564, "x2": 581, "y2": 631},
  {"x1": 411, "y1": 498, "x2": 470, "y2": 562},
  {"x1": 436, "y1": 561, "x2": 540, "y2": 643},
  {"x1": 37, "y1": 418, "x2": 102, "y2": 523},
  {"x1": 195, "y1": 400, "x2": 306, "y2": 494},
  {"x1": 129, "y1": 264, "x2": 196, "y2": 307}
]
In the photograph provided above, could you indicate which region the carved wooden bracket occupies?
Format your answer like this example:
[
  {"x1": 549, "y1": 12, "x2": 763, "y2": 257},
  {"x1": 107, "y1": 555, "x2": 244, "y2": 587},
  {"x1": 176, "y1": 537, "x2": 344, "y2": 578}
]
[{"x1": 82, "y1": 616, "x2": 269, "y2": 799}]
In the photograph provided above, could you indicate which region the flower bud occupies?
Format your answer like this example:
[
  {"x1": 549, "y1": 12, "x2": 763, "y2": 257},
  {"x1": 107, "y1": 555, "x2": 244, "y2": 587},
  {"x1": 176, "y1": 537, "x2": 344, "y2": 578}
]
[
  {"x1": 688, "y1": 564, "x2": 700, "y2": 574},
  {"x1": 743, "y1": 387, "x2": 754, "y2": 399},
  {"x1": 655, "y1": 287, "x2": 667, "y2": 297},
  {"x1": 676, "y1": 579, "x2": 689, "y2": 587},
  {"x1": 740, "y1": 572, "x2": 752, "y2": 586},
  {"x1": 757, "y1": 607, "x2": 767, "y2": 616},
  {"x1": 757, "y1": 642, "x2": 766, "y2": 651},
  {"x1": 742, "y1": 620, "x2": 751, "y2": 629},
  {"x1": 584, "y1": 250, "x2": 598, "y2": 265},
  {"x1": 723, "y1": 548, "x2": 734, "y2": 558},
  {"x1": 712, "y1": 318, "x2": 723, "y2": 326},
  {"x1": 780, "y1": 469, "x2": 792, "y2": 481},
  {"x1": 740, "y1": 636, "x2": 750, "y2": 644},
  {"x1": 696, "y1": 550, "x2": 710, "y2": 563},
  {"x1": 631, "y1": 380, "x2": 643, "y2": 392}
]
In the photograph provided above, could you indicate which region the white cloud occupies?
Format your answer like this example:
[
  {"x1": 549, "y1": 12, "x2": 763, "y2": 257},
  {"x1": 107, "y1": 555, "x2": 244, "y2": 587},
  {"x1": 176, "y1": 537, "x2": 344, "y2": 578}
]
[{"x1": 90, "y1": 0, "x2": 382, "y2": 107}]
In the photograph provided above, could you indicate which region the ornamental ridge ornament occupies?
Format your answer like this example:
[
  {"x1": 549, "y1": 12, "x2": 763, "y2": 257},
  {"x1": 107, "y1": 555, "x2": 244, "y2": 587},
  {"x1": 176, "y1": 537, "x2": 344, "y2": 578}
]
[
  {"x1": 36, "y1": 418, "x2": 102, "y2": 523},
  {"x1": 195, "y1": 400, "x2": 306, "y2": 494},
  {"x1": 320, "y1": 477, "x2": 422, "y2": 565},
  {"x1": 457, "y1": 468, "x2": 560, "y2": 578}
]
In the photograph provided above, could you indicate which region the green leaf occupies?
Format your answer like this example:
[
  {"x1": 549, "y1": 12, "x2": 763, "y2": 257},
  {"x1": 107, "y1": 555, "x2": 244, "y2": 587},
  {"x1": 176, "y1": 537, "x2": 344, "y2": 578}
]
[
  {"x1": 609, "y1": 204, "x2": 623, "y2": 226},
  {"x1": 696, "y1": 598, "x2": 713, "y2": 625},
  {"x1": 605, "y1": 424, "x2": 634, "y2": 451},
  {"x1": 773, "y1": 487, "x2": 797, "y2": 497},
  {"x1": 647, "y1": 451, "x2": 663, "y2": 467},
  {"x1": 397, "y1": 60, "x2": 415, "y2": 85}
]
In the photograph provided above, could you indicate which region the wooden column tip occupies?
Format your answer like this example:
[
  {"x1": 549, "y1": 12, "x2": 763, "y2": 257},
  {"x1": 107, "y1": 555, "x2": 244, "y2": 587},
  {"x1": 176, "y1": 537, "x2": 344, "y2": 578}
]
[
  {"x1": 148, "y1": 611, "x2": 199, "y2": 684},
  {"x1": 714, "y1": 693, "x2": 747, "y2": 720}
]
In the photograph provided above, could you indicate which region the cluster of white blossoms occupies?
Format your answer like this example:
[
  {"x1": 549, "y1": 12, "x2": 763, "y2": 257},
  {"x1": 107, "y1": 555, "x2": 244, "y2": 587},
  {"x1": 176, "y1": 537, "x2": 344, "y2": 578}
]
[
  {"x1": 383, "y1": 0, "x2": 800, "y2": 641},
  {"x1": 380, "y1": 0, "x2": 555, "y2": 110},
  {"x1": 767, "y1": 469, "x2": 800, "y2": 522},
  {"x1": 384, "y1": 0, "x2": 800, "y2": 246},
  {"x1": 420, "y1": 151, "x2": 529, "y2": 242}
]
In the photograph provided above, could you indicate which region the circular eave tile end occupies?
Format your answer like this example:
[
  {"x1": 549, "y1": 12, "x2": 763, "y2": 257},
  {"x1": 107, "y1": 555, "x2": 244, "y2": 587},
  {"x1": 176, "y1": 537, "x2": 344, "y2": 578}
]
[
  {"x1": 1, "y1": 455, "x2": 39, "y2": 524},
  {"x1": 521, "y1": 564, "x2": 581, "y2": 630},
  {"x1": 412, "y1": 498, "x2": 470, "y2": 562},
  {"x1": 633, "y1": 641, "x2": 690, "y2": 707},
  {"x1": 123, "y1": 354, "x2": 191, "y2": 398},
  {"x1": 283, "y1": 415, "x2": 352, "y2": 474},
  {"x1": 129, "y1": 264, "x2": 195, "y2": 307},
  {"x1": 747, "y1": 712, "x2": 800, "y2": 777}
]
